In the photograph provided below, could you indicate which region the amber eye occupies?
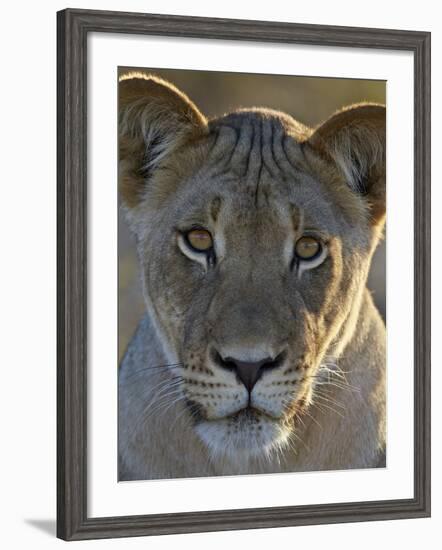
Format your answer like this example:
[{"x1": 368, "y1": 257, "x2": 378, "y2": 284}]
[
  {"x1": 185, "y1": 228, "x2": 213, "y2": 252},
  {"x1": 294, "y1": 236, "x2": 321, "y2": 260}
]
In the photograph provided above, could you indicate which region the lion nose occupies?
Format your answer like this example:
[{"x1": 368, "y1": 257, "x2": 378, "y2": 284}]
[{"x1": 213, "y1": 350, "x2": 285, "y2": 392}]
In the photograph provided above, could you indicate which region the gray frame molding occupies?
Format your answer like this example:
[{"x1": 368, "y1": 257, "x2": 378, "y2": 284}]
[{"x1": 57, "y1": 8, "x2": 431, "y2": 541}]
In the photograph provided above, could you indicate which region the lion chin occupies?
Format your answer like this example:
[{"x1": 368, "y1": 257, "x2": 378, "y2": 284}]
[{"x1": 194, "y1": 408, "x2": 292, "y2": 463}]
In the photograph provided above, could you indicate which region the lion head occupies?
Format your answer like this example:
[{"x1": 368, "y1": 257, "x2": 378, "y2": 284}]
[{"x1": 119, "y1": 73, "x2": 385, "y2": 462}]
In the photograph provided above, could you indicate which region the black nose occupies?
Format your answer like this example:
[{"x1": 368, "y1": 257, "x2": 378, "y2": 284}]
[{"x1": 213, "y1": 350, "x2": 285, "y2": 392}]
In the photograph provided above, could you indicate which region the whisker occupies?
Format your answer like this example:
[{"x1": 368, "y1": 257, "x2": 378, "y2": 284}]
[
  {"x1": 149, "y1": 380, "x2": 183, "y2": 402},
  {"x1": 169, "y1": 401, "x2": 196, "y2": 432},
  {"x1": 122, "y1": 363, "x2": 184, "y2": 381},
  {"x1": 160, "y1": 392, "x2": 186, "y2": 417},
  {"x1": 121, "y1": 374, "x2": 182, "y2": 402},
  {"x1": 294, "y1": 412, "x2": 307, "y2": 430},
  {"x1": 142, "y1": 390, "x2": 185, "y2": 422},
  {"x1": 284, "y1": 434, "x2": 299, "y2": 456},
  {"x1": 135, "y1": 380, "x2": 183, "y2": 418},
  {"x1": 288, "y1": 428, "x2": 310, "y2": 452},
  {"x1": 305, "y1": 374, "x2": 361, "y2": 394},
  {"x1": 301, "y1": 408, "x2": 323, "y2": 430},
  {"x1": 127, "y1": 385, "x2": 184, "y2": 441},
  {"x1": 126, "y1": 377, "x2": 182, "y2": 402},
  {"x1": 311, "y1": 399, "x2": 345, "y2": 418},
  {"x1": 313, "y1": 391, "x2": 347, "y2": 411},
  {"x1": 326, "y1": 380, "x2": 361, "y2": 393}
]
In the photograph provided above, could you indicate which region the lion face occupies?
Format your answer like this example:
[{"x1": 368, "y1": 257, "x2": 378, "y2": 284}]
[{"x1": 119, "y1": 74, "x2": 385, "y2": 462}]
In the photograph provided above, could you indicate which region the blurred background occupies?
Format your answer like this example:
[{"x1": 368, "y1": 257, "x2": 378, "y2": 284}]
[{"x1": 119, "y1": 67, "x2": 386, "y2": 360}]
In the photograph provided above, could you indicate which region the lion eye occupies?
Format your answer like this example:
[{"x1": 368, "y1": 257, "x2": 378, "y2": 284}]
[
  {"x1": 185, "y1": 228, "x2": 213, "y2": 252},
  {"x1": 294, "y1": 236, "x2": 321, "y2": 260}
]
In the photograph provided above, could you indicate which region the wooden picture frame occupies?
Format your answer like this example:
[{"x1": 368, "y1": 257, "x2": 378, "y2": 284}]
[{"x1": 57, "y1": 8, "x2": 431, "y2": 541}]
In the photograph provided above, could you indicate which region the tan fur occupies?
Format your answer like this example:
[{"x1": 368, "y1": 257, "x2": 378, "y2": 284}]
[{"x1": 118, "y1": 74, "x2": 386, "y2": 480}]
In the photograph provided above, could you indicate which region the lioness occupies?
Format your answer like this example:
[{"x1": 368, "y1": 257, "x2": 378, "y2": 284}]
[{"x1": 118, "y1": 73, "x2": 386, "y2": 480}]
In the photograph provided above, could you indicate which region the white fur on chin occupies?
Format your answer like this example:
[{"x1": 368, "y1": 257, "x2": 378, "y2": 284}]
[{"x1": 195, "y1": 413, "x2": 292, "y2": 466}]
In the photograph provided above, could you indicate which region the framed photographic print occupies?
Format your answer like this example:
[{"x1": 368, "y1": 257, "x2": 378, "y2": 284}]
[{"x1": 57, "y1": 8, "x2": 431, "y2": 541}]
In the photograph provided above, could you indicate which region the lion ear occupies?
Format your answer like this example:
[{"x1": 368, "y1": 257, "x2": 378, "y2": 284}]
[
  {"x1": 119, "y1": 73, "x2": 208, "y2": 207},
  {"x1": 307, "y1": 104, "x2": 386, "y2": 227}
]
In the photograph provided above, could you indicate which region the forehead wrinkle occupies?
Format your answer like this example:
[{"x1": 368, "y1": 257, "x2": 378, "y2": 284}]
[
  {"x1": 261, "y1": 118, "x2": 284, "y2": 180},
  {"x1": 207, "y1": 125, "x2": 238, "y2": 164},
  {"x1": 207, "y1": 116, "x2": 313, "y2": 206},
  {"x1": 180, "y1": 115, "x2": 347, "y2": 234},
  {"x1": 229, "y1": 122, "x2": 254, "y2": 176},
  {"x1": 239, "y1": 118, "x2": 263, "y2": 210},
  {"x1": 282, "y1": 134, "x2": 309, "y2": 174}
]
